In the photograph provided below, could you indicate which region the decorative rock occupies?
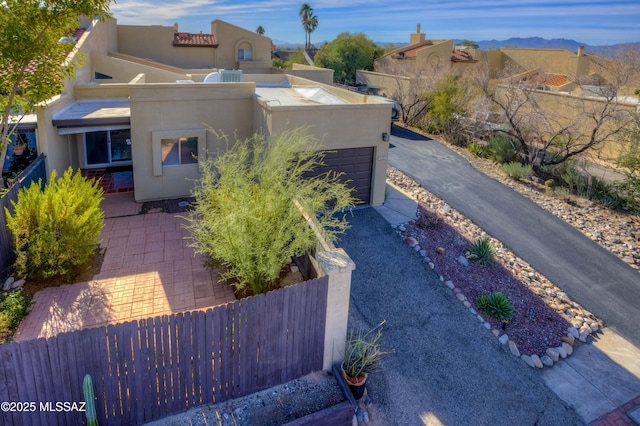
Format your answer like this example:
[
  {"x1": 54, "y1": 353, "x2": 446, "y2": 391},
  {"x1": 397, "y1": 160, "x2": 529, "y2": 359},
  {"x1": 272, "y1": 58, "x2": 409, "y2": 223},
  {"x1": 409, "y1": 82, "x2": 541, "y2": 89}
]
[
  {"x1": 463, "y1": 301, "x2": 471, "y2": 308},
  {"x1": 567, "y1": 327, "x2": 580, "y2": 339},
  {"x1": 436, "y1": 246, "x2": 445, "y2": 255},
  {"x1": 509, "y1": 341, "x2": 520, "y2": 357},
  {"x1": 406, "y1": 236, "x2": 418, "y2": 247},
  {"x1": 419, "y1": 249, "x2": 427, "y2": 257},
  {"x1": 428, "y1": 262, "x2": 435, "y2": 270},
  {"x1": 455, "y1": 293, "x2": 466, "y2": 302},
  {"x1": 397, "y1": 225, "x2": 406, "y2": 232},
  {"x1": 444, "y1": 280, "x2": 455, "y2": 289},
  {"x1": 546, "y1": 347, "x2": 560, "y2": 362},
  {"x1": 424, "y1": 256, "x2": 432, "y2": 263},
  {"x1": 457, "y1": 255, "x2": 469, "y2": 267},
  {"x1": 484, "y1": 322, "x2": 491, "y2": 330},
  {"x1": 562, "y1": 335, "x2": 575, "y2": 345},
  {"x1": 476, "y1": 314, "x2": 484, "y2": 323},
  {"x1": 414, "y1": 244, "x2": 421, "y2": 252},
  {"x1": 491, "y1": 329, "x2": 501, "y2": 337},
  {"x1": 579, "y1": 324, "x2": 592, "y2": 336},
  {"x1": 3, "y1": 276, "x2": 14, "y2": 291},
  {"x1": 521, "y1": 354, "x2": 536, "y2": 368},
  {"x1": 541, "y1": 355, "x2": 554, "y2": 367},
  {"x1": 530, "y1": 354, "x2": 544, "y2": 368},
  {"x1": 469, "y1": 308, "x2": 477, "y2": 315},
  {"x1": 11, "y1": 279, "x2": 25, "y2": 290},
  {"x1": 441, "y1": 204, "x2": 451, "y2": 214},
  {"x1": 557, "y1": 345, "x2": 568, "y2": 359},
  {"x1": 498, "y1": 334, "x2": 509, "y2": 345},
  {"x1": 290, "y1": 265, "x2": 299, "y2": 273},
  {"x1": 590, "y1": 324, "x2": 599, "y2": 333},
  {"x1": 562, "y1": 342, "x2": 573, "y2": 356}
]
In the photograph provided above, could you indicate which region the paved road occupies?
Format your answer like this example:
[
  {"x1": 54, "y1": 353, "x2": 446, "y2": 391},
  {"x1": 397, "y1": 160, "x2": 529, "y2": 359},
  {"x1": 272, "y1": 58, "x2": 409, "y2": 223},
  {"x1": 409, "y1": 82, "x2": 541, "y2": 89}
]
[
  {"x1": 387, "y1": 125, "x2": 640, "y2": 347},
  {"x1": 340, "y1": 208, "x2": 583, "y2": 425}
]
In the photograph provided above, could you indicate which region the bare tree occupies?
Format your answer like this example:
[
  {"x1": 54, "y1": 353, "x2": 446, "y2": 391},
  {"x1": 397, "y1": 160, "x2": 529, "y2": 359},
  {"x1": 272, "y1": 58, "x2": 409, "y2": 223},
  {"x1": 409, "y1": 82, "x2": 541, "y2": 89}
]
[{"x1": 481, "y1": 48, "x2": 640, "y2": 168}]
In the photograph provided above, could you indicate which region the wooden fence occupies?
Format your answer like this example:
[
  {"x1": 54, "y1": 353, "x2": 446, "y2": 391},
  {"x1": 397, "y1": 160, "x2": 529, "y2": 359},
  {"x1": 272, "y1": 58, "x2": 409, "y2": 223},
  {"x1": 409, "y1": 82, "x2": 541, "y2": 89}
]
[
  {"x1": 0, "y1": 276, "x2": 329, "y2": 426},
  {"x1": 0, "y1": 154, "x2": 47, "y2": 280}
]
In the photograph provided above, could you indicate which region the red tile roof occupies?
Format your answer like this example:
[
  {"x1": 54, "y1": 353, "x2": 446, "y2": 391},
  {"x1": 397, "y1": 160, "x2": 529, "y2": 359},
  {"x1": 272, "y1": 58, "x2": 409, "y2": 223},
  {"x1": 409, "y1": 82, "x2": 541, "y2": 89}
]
[
  {"x1": 451, "y1": 49, "x2": 476, "y2": 62},
  {"x1": 391, "y1": 41, "x2": 434, "y2": 59},
  {"x1": 173, "y1": 31, "x2": 218, "y2": 47},
  {"x1": 542, "y1": 74, "x2": 568, "y2": 86}
]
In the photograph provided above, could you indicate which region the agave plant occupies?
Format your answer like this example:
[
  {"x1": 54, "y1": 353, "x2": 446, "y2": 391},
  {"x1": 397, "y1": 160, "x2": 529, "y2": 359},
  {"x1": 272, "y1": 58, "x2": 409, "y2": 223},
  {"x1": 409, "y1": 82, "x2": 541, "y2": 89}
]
[
  {"x1": 468, "y1": 237, "x2": 496, "y2": 266},
  {"x1": 477, "y1": 292, "x2": 514, "y2": 322}
]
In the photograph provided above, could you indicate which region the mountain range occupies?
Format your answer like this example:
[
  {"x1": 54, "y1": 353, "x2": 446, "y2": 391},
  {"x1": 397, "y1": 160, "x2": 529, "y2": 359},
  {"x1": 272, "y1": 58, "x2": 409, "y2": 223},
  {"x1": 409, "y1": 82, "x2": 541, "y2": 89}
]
[{"x1": 275, "y1": 37, "x2": 639, "y2": 58}]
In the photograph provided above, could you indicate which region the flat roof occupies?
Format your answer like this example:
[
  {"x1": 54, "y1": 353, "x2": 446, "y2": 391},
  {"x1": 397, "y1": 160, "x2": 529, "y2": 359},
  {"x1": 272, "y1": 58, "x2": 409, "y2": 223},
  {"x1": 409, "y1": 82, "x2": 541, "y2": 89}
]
[
  {"x1": 255, "y1": 86, "x2": 348, "y2": 106},
  {"x1": 52, "y1": 99, "x2": 130, "y2": 127}
]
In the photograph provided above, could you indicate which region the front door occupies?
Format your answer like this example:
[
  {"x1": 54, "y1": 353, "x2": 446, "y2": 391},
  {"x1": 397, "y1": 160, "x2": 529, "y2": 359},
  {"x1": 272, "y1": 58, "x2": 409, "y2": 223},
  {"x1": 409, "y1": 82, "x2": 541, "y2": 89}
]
[{"x1": 84, "y1": 129, "x2": 132, "y2": 166}]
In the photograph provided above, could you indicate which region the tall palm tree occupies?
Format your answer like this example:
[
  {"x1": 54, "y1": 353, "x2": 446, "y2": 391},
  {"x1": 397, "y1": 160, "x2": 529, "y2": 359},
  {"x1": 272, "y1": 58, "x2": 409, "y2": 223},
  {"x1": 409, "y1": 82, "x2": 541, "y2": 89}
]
[
  {"x1": 307, "y1": 14, "x2": 318, "y2": 49},
  {"x1": 299, "y1": 3, "x2": 313, "y2": 49},
  {"x1": 255, "y1": 25, "x2": 265, "y2": 36}
]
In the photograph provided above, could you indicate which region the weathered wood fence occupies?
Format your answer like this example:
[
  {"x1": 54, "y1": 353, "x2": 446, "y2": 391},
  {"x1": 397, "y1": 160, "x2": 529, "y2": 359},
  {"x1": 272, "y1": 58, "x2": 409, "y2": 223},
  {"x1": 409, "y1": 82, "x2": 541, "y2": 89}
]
[
  {"x1": 0, "y1": 276, "x2": 329, "y2": 426},
  {"x1": 0, "y1": 154, "x2": 47, "y2": 280}
]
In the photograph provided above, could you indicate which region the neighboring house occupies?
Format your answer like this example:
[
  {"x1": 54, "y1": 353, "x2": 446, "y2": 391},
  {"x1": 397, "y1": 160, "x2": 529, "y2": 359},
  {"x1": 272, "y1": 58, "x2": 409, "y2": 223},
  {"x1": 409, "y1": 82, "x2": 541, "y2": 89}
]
[{"x1": 29, "y1": 17, "x2": 391, "y2": 205}]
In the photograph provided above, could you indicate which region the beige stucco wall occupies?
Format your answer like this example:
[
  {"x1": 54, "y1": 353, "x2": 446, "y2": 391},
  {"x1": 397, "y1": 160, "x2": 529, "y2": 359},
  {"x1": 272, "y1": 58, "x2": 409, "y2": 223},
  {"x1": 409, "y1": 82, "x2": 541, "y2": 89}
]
[
  {"x1": 271, "y1": 64, "x2": 334, "y2": 85},
  {"x1": 210, "y1": 20, "x2": 272, "y2": 70},
  {"x1": 91, "y1": 53, "x2": 190, "y2": 83},
  {"x1": 117, "y1": 25, "x2": 217, "y2": 69},
  {"x1": 128, "y1": 83, "x2": 256, "y2": 201}
]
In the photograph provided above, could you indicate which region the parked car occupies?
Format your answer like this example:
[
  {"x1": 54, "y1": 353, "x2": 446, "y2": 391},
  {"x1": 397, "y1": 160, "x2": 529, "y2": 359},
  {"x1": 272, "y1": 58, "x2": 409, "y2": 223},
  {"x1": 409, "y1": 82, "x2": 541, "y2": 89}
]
[{"x1": 367, "y1": 95, "x2": 399, "y2": 121}]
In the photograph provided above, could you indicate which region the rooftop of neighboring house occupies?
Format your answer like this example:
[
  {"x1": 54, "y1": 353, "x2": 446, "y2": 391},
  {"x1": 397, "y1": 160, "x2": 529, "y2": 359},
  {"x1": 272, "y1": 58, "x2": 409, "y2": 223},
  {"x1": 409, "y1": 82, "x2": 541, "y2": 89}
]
[
  {"x1": 173, "y1": 30, "x2": 218, "y2": 47},
  {"x1": 451, "y1": 49, "x2": 477, "y2": 63}
]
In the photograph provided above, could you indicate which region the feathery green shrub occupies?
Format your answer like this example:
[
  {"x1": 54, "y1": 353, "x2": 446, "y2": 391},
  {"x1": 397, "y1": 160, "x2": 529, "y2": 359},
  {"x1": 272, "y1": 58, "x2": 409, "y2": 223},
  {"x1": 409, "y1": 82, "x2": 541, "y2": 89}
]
[
  {"x1": 186, "y1": 128, "x2": 356, "y2": 295},
  {"x1": 5, "y1": 168, "x2": 104, "y2": 280},
  {"x1": 501, "y1": 162, "x2": 533, "y2": 180},
  {"x1": 0, "y1": 290, "x2": 31, "y2": 343}
]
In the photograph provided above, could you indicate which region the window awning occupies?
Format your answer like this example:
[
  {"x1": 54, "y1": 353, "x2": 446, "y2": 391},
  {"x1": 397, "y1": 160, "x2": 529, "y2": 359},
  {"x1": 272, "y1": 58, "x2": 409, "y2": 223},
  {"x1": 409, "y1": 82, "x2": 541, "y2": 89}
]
[{"x1": 52, "y1": 99, "x2": 130, "y2": 132}]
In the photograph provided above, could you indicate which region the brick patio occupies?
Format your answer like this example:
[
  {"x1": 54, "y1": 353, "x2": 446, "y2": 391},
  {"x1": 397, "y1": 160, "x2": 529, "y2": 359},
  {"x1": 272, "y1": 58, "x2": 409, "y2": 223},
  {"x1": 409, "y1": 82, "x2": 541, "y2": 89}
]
[{"x1": 14, "y1": 192, "x2": 236, "y2": 341}]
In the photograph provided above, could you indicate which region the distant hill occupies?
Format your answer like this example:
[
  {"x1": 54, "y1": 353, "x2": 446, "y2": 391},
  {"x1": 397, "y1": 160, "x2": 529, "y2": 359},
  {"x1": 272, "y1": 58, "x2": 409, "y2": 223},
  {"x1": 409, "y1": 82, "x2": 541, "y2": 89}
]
[{"x1": 455, "y1": 37, "x2": 640, "y2": 57}]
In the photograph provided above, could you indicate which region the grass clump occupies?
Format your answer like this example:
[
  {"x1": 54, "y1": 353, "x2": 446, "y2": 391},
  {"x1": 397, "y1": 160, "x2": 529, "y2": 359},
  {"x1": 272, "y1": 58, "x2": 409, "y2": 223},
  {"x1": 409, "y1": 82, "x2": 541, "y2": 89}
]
[
  {"x1": 501, "y1": 162, "x2": 533, "y2": 180},
  {"x1": 186, "y1": 128, "x2": 356, "y2": 295},
  {"x1": 5, "y1": 168, "x2": 104, "y2": 280},
  {"x1": 477, "y1": 292, "x2": 514, "y2": 322},
  {"x1": 0, "y1": 290, "x2": 31, "y2": 343},
  {"x1": 468, "y1": 237, "x2": 496, "y2": 266},
  {"x1": 342, "y1": 321, "x2": 389, "y2": 381}
]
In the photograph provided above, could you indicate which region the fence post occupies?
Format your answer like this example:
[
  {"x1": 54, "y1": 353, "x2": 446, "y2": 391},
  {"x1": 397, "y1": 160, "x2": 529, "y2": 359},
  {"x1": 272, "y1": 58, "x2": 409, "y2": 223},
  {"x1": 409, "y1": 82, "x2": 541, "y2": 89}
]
[{"x1": 316, "y1": 248, "x2": 355, "y2": 370}]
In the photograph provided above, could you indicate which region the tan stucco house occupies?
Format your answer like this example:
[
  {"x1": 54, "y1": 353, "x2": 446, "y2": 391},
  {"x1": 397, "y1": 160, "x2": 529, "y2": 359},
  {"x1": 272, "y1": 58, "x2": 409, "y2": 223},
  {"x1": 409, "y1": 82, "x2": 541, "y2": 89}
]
[{"x1": 30, "y1": 17, "x2": 392, "y2": 205}]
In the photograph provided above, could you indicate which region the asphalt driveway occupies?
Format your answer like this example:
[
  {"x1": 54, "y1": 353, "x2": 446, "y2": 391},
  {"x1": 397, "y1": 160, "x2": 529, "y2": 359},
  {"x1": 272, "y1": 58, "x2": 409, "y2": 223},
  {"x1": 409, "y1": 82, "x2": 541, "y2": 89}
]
[
  {"x1": 339, "y1": 208, "x2": 582, "y2": 425},
  {"x1": 387, "y1": 125, "x2": 640, "y2": 348}
]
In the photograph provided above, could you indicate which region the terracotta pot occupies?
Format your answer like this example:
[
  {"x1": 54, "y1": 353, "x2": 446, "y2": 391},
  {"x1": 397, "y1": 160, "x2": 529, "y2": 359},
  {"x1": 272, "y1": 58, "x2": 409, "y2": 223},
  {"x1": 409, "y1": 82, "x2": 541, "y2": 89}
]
[
  {"x1": 12, "y1": 146, "x2": 25, "y2": 156},
  {"x1": 341, "y1": 366, "x2": 367, "y2": 399}
]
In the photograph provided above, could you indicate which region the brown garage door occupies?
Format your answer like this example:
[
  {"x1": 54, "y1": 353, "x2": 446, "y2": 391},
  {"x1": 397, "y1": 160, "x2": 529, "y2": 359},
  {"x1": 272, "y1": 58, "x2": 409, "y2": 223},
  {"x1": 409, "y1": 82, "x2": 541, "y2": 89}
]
[{"x1": 315, "y1": 147, "x2": 374, "y2": 205}]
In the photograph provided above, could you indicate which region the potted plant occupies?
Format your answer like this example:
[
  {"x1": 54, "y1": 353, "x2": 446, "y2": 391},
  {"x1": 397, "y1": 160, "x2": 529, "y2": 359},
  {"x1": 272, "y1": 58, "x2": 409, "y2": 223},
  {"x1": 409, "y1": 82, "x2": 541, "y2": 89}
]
[
  {"x1": 341, "y1": 320, "x2": 389, "y2": 399},
  {"x1": 12, "y1": 142, "x2": 26, "y2": 156}
]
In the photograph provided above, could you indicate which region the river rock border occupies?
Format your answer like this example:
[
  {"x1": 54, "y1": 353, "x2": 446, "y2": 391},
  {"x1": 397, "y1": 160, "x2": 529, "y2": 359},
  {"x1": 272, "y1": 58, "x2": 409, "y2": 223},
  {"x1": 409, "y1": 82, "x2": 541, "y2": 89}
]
[{"x1": 387, "y1": 167, "x2": 604, "y2": 369}]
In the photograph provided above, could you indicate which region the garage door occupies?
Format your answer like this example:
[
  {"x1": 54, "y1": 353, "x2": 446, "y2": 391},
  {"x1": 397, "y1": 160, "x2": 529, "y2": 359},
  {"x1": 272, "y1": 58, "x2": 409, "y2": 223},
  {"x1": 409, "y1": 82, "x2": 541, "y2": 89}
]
[{"x1": 315, "y1": 147, "x2": 374, "y2": 205}]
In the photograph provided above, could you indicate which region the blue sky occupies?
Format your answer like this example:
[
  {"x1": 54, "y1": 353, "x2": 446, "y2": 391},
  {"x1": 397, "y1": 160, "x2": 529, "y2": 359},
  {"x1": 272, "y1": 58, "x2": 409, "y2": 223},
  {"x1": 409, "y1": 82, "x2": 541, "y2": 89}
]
[{"x1": 111, "y1": 0, "x2": 640, "y2": 46}]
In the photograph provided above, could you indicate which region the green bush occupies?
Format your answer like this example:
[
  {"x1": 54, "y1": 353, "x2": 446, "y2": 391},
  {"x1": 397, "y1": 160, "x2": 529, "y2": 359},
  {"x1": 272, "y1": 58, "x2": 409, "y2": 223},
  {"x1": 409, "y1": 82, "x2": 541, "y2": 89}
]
[
  {"x1": 501, "y1": 162, "x2": 533, "y2": 180},
  {"x1": 554, "y1": 186, "x2": 571, "y2": 200},
  {"x1": 477, "y1": 292, "x2": 514, "y2": 322},
  {"x1": 468, "y1": 237, "x2": 496, "y2": 266},
  {"x1": 186, "y1": 128, "x2": 356, "y2": 295},
  {"x1": 5, "y1": 168, "x2": 104, "y2": 280},
  {"x1": 467, "y1": 141, "x2": 488, "y2": 158},
  {"x1": 0, "y1": 290, "x2": 31, "y2": 343},
  {"x1": 487, "y1": 134, "x2": 519, "y2": 164}
]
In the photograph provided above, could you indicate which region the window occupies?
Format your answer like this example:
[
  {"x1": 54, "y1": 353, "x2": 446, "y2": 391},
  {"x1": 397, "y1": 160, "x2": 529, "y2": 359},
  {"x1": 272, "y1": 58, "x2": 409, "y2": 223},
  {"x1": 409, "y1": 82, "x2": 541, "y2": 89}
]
[
  {"x1": 161, "y1": 137, "x2": 198, "y2": 166},
  {"x1": 84, "y1": 129, "x2": 132, "y2": 166},
  {"x1": 238, "y1": 47, "x2": 252, "y2": 61}
]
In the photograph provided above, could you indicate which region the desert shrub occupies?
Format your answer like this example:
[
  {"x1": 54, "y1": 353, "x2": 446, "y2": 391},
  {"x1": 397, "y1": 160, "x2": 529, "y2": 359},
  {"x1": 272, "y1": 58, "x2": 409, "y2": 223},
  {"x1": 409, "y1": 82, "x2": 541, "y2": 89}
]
[
  {"x1": 468, "y1": 237, "x2": 496, "y2": 266},
  {"x1": 554, "y1": 186, "x2": 571, "y2": 201},
  {"x1": 617, "y1": 140, "x2": 640, "y2": 213},
  {"x1": 5, "y1": 168, "x2": 104, "y2": 280},
  {"x1": 415, "y1": 204, "x2": 440, "y2": 230},
  {"x1": 544, "y1": 179, "x2": 555, "y2": 189},
  {"x1": 485, "y1": 134, "x2": 520, "y2": 164},
  {"x1": 0, "y1": 290, "x2": 31, "y2": 343},
  {"x1": 467, "y1": 141, "x2": 488, "y2": 158},
  {"x1": 477, "y1": 292, "x2": 514, "y2": 322},
  {"x1": 186, "y1": 128, "x2": 356, "y2": 295},
  {"x1": 501, "y1": 162, "x2": 533, "y2": 180}
]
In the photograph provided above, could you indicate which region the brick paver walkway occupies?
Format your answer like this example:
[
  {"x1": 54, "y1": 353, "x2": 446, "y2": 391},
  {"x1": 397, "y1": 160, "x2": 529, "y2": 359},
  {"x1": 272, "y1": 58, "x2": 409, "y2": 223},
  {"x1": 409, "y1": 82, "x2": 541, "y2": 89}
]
[{"x1": 14, "y1": 194, "x2": 236, "y2": 341}]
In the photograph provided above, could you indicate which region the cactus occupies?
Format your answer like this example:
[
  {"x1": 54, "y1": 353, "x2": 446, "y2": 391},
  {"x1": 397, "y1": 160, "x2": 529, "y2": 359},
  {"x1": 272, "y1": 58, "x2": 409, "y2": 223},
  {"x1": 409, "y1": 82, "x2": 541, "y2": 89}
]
[{"x1": 83, "y1": 374, "x2": 98, "y2": 426}]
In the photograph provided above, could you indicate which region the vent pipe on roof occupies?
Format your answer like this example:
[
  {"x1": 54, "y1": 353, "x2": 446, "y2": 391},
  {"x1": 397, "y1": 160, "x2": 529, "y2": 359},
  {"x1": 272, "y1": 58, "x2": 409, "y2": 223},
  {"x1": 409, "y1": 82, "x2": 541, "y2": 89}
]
[
  {"x1": 173, "y1": 23, "x2": 178, "y2": 32},
  {"x1": 577, "y1": 46, "x2": 585, "y2": 56}
]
